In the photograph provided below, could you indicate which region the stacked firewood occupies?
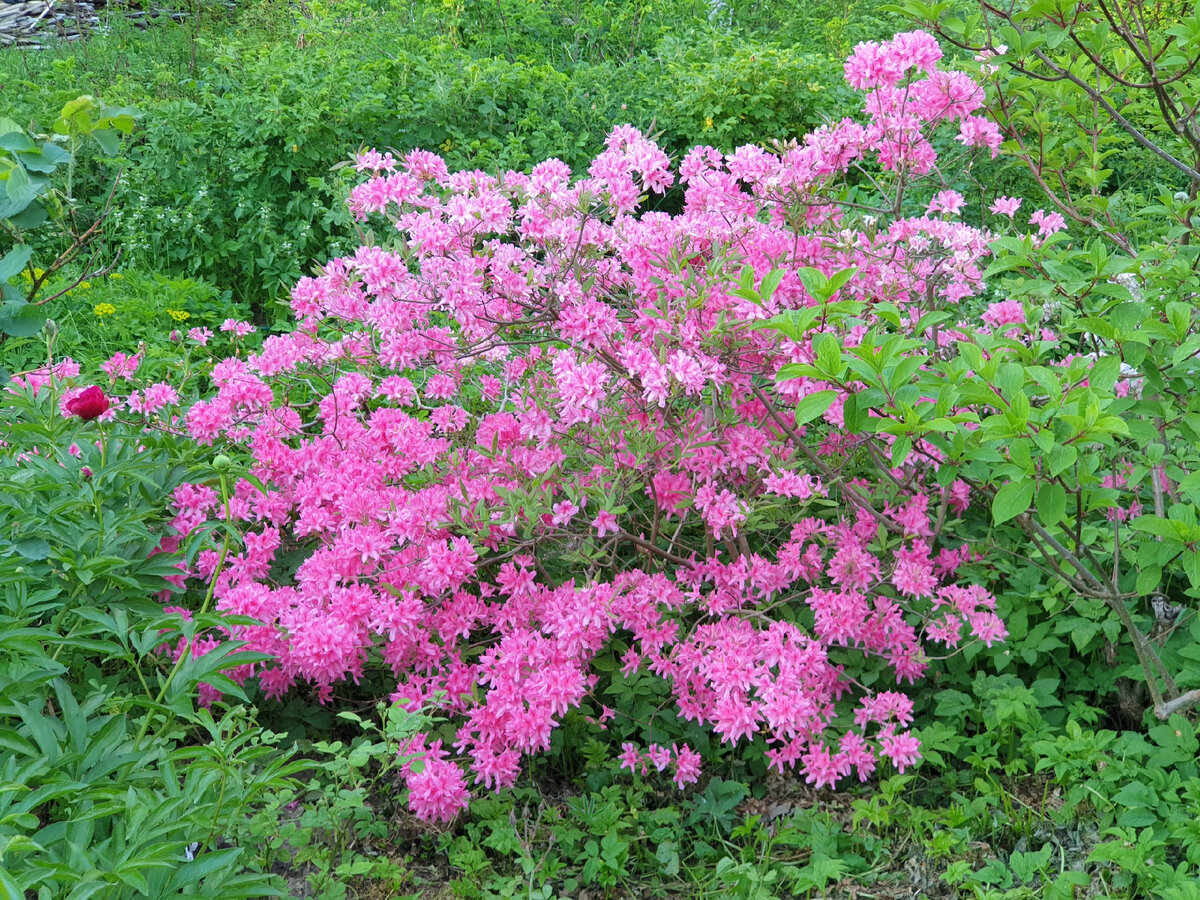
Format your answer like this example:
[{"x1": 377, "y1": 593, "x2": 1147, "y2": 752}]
[
  {"x1": 0, "y1": 0, "x2": 188, "y2": 50},
  {"x1": 0, "y1": 0, "x2": 67, "y2": 47}
]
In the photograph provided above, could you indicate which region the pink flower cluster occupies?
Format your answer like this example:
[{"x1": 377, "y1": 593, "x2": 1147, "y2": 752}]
[
  {"x1": 161, "y1": 33, "x2": 1020, "y2": 822},
  {"x1": 619, "y1": 742, "x2": 702, "y2": 788}
]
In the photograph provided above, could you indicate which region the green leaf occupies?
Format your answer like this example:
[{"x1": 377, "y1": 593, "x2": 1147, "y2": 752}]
[
  {"x1": 1069, "y1": 620, "x2": 1102, "y2": 653},
  {"x1": 1130, "y1": 516, "x2": 1189, "y2": 540},
  {"x1": 7, "y1": 203, "x2": 47, "y2": 229},
  {"x1": 65, "y1": 879, "x2": 113, "y2": 900},
  {"x1": 1092, "y1": 415, "x2": 1129, "y2": 437},
  {"x1": 655, "y1": 841, "x2": 680, "y2": 877},
  {"x1": 0, "y1": 303, "x2": 48, "y2": 338},
  {"x1": 18, "y1": 141, "x2": 71, "y2": 173},
  {"x1": 794, "y1": 390, "x2": 839, "y2": 427},
  {"x1": 823, "y1": 266, "x2": 857, "y2": 298},
  {"x1": 114, "y1": 866, "x2": 150, "y2": 894},
  {"x1": 4, "y1": 164, "x2": 35, "y2": 210},
  {"x1": 169, "y1": 847, "x2": 244, "y2": 887},
  {"x1": 1135, "y1": 565, "x2": 1161, "y2": 595},
  {"x1": 0, "y1": 867, "x2": 26, "y2": 900},
  {"x1": 0, "y1": 130, "x2": 35, "y2": 153},
  {"x1": 0, "y1": 244, "x2": 32, "y2": 282},
  {"x1": 1184, "y1": 551, "x2": 1200, "y2": 589},
  {"x1": 796, "y1": 267, "x2": 829, "y2": 301},
  {"x1": 796, "y1": 855, "x2": 848, "y2": 889},
  {"x1": 1048, "y1": 444, "x2": 1077, "y2": 477},
  {"x1": 1089, "y1": 357, "x2": 1123, "y2": 393},
  {"x1": 13, "y1": 538, "x2": 51, "y2": 560},
  {"x1": 993, "y1": 480, "x2": 1034, "y2": 525},
  {"x1": 814, "y1": 333, "x2": 843, "y2": 375},
  {"x1": 90, "y1": 128, "x2": 120, "y2": 157},
  {"x1": 591, "y1": 652, "x2": 618, "y2": 672},
  {"x1": 775, "y1": 362, "x2": 820, "y2": 381},
  {"x1": 957, "y1": 340, "x2": 984, "y2": 372},
  {"x1": 1034, "y1": 483, "x2": 1066, "y2": 527},
  {"x1": 759, "y1": 268, "x2": 784, "y2": 303},
  {"x1": 98, "y1": 105, "x2": 138, "y2": 134},
  {"x1": 56, "y1": 96, "x2": 97, "y2": 134}
]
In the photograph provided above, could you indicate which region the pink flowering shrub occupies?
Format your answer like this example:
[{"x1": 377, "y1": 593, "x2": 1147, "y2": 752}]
[{"x1": 167, "y1": 32, "x2": 1018, "y2": 821}]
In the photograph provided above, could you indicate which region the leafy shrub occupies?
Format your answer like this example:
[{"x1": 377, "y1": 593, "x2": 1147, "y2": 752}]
[
  {"x1": 0, "y1": 96, "x2": 135, "y2": 345},
  {"x1": 240, "y1": 701, "x2": 430, "y2": 898},
  {"x1": 2, "y1": 1, "x2": 869, "y2": 322},
  {"x1": 901, "y1": 0, "x2": 1199, "y2": 250},
  {"x1": 868, "y1": 0, "x2": 1200, "y2": 734},
  {"x1": 626, "y1": 34, "x2": 852, "y2": 156},
  {"x1": 102, "y1": 14, "x2": 845, "y2": 320},
  {"x1": 146, "y1": 32, "x2": 1014, "y2": 825},
  {"x1": 403, "y1": 0, "x2": 903, "y2": 62}
]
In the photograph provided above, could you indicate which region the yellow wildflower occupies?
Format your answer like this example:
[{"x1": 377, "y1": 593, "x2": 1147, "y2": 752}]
[
  {"x1": 168, "y1": 309, "x2": 191, "y2": 322},
  {"x1": 94, "y1": 303, "x2": 116, "y2": 317},
  {"x1": 704, "y1": 116, "x2": 714, "y2": 130},
  {"x1": 108, "y1": 272, "x2": 123, "y2": 279}
]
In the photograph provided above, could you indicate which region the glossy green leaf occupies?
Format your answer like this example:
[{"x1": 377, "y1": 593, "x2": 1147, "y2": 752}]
[
  {"x1": 993, "y1": 479, "x2": 1034, "y2": 525},
  {"x1": 1034, "y1": 483, "x2": 1066, "y2": 527},
  {"x1": 793, "y1": 390, "x2": 839, "y2": 427}
]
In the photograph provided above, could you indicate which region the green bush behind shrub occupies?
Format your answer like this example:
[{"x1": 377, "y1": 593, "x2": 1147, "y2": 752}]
[{"x1": 0, "y1": 2, "x2": 860, "y2": 320}]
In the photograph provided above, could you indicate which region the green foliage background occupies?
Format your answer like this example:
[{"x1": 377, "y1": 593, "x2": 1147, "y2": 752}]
[{"x1": 0, "y1": 0, "x2": 893, "y2": 317}]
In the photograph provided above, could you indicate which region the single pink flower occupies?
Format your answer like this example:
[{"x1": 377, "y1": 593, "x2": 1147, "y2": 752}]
[
  {"x1": 989, "y1": 196, "x2": 1022, "y2": 217},
  {"x1": 592, "y1": 509, "x2": 619, "y2": 537}
]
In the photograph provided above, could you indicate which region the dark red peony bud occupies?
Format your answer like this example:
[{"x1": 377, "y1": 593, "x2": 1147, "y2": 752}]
[{"x1": 66, "y1": 385, "x2": 110, "y2": 421}]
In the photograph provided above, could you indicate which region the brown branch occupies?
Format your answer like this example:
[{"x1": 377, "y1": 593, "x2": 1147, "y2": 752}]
[
  {"x1": 37, "y1": 249, "x2": 121, "y2": 306},
  {"x1": 614, "y1": 530, "x2": 695, "y2": 568},
  {"x1": 1022, "y1": 43, "x2": 1200, "y2": 183}
]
